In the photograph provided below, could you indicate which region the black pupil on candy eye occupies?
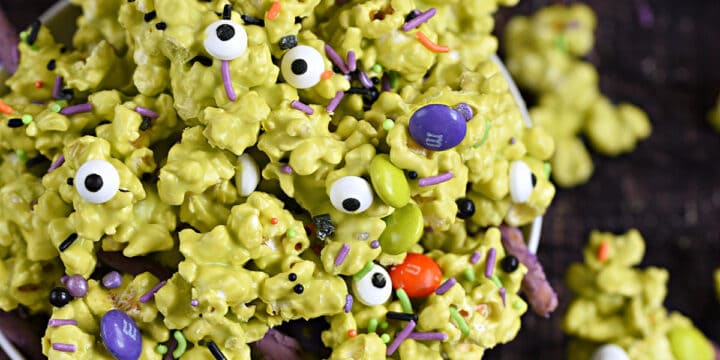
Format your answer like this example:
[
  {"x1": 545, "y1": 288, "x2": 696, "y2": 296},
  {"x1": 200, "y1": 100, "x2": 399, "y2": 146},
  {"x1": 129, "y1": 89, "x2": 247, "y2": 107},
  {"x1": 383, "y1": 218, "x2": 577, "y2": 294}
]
[
  {"x1": 216, "y1": 24, "x2": 235, "y2": 41},
  {"x1": 342, "y1": 198, "x2": 361, "y2": 212},
  {"x1": 291, "y1": 59, "x2": 308, "y2": 75},
  {"x1": 371, "y1": 272, "x2": 386, "y2": 288},
  {"x1": 85, "y1": 174, "x2": 103, "y2": 192}
]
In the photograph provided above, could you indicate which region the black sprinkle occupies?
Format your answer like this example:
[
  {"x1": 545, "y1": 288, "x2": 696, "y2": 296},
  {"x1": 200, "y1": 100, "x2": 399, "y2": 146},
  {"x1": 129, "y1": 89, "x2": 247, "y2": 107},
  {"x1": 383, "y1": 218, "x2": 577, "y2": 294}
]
[
  {"x1": 49, "y1": 288, "x2": 73, "y2": 307},
  {"x1": 288, "y1": 273, "x2": 297, "y2": 282},
  {"x1": 406, "y1": 171, "x2": 418, "y2": 180},
  {"x1": 66, "y1": 178, "x2": 74, "y2": 185},
  {"x1": 312, "y1": 214, "x2": 335, "y2": 241},
  {"x1": 7, "y1": 118, "x2": 23, "y2": 128},
  {"x1": 294, "y1": 16, "x2": 304, "y2": 24},
  {"x1": 455, "y1": 198, "x2": 476, "y2": 220},
  {"x1": 207, "y1": 341, "x2": 227, "y2": 360},
  {"x1": 59, "y1": 233, "x2": 78, "y2": 252},
  {"x1": 139, "y1": 116, "x2": 151, "y2": 131},
  {"x1": 371, "y1": 77, "x2": 380, "y2": 85},
  {"x1": 155, "y1": 22, "x2": 167, "y2": 30},
  {"x1": 405, "y1": 11, "x2": 419, "y2": 23},
  {"x1": 47, "y1": 59, "x2": 56, "y2": 71},
  {"x1": 386, "y1": 311, "x2": 418, "y2": 322},
  {"x1": 143, "y1": 11, "x2": 157, "y2": 22},
  {"x1": 293, "y1": 284, "x2": 304, "y2": 294},
  {"x1": 501, "y1": 255, "x2": 519, "y2": 273},
  {"x1": 332, "y1": 65, "x2": 341, "y2": 73},
  {"x1": 27, "y1": 20, "x2": 41, "y2": 46},
  {"x1": 26, "y1": 154, "x2": 49, "y2": 168},
  {"x1": 241, "y1": 15, "x2": 265, "y2": 27},
  {"x1": 222, "y1": 4, "x2": 232, "y2": 20},
  {"x1": 278, "y1": 35, "x2": 298, "y2": 50},
  {"x1": 189, "y1": 55, "x2": 213, "y2": 67}
]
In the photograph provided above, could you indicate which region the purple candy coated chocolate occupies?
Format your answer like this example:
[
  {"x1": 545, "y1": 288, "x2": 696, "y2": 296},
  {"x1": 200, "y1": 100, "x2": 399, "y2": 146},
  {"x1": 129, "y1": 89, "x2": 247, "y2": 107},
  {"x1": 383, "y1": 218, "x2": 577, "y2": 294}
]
[
  {"x1": 65, "y1": 275, "x2": 88, "y2": 297},
  {"x1": 101, "y1": 310, "x2": 142, "y2": 360},
  {"x1": 408, "y1": 104, "x2": 467, "y2": 151}
]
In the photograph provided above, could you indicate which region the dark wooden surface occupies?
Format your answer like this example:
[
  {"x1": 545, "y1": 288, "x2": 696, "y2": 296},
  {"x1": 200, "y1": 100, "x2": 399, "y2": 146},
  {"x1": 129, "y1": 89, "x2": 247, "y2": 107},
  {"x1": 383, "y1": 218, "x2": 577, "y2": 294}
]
[{"x1": 3, "y1": 0, "x2": 720, "y2": 359}]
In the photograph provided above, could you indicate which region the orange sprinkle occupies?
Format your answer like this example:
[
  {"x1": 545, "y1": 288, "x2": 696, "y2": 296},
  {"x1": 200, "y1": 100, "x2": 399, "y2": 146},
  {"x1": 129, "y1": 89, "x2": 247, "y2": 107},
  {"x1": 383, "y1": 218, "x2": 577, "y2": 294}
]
[
  {"x1": 267, "y1": 1, "x2": 281, "y2": 20},
  {"x1": 597, "y1": 241, "x2": 610, "y2": 262},
  {"x1": 321, "y1": 70, "x2": 334, "y2": 80},
  {"x1": 0, "y1": 99, "x2": 14, "y2": 115},
  {"x1": 415, "y1": 31, "x2": 449, "y2": 53},
  {"x1": 270, "y1": 217, "x2": 279, "y2": 225},
  {"x1": 347, "y1": 329, "x2": 357, "y2": 338},
  {"x1": 34, "y1": 81, "x2": 44, "y2": 88}
]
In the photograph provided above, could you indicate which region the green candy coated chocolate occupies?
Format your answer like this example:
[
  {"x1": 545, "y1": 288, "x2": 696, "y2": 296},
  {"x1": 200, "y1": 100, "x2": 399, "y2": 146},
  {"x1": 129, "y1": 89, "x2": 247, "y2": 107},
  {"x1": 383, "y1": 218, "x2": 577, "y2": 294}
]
[
  {"x1": 668, "y1": 326, "x2": 714, "y2": 360},
  {"x1": 378, "y1": 203, "x2": 423, "y2": 254},
  {"x1": 369, "y1": 154, "x2": 410, "y2": 208}
]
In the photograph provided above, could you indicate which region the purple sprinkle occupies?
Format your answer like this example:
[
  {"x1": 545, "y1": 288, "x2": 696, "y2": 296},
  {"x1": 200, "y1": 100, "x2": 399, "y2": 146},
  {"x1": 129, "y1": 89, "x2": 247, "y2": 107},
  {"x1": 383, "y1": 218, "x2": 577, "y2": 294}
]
[
  {"x1": 334, "y1": 243, "x2": 351, "y2": 266},
  {"x1": 407, "y1": 332, "x2": 447, "y2": 341},
  {"x1": 435, "y1": 277, "x2": 456, "y2": 295},
  {"x1": 291, "y1": 100, "x2": 314, "y2": 115},
  {"x1": 454, "y1": 103, "x2": 473, "y2": 121},
  {"x1": 102, "y1": 271, "x2": 122, "y2": 289},
  {"x1": 402, "y1": 8, "x2": 437, "y2": 31},
  {"x1": 52, "y1": 343, "x2": 76, "y2": 352},
  {"x1": 135, "y1": 106, "x2": 159, "y2": 119},
  {"x1": 499, "y1": 287, "x2": 506, "y2": 307},
  {"x1": 370, "y1": 240, "x2": 380, "y2": 249},
  {"x1": 346, "y1": 51, "x2": 357, "y2": 72},
  {"x1": 358, "y1": 71, "x2": 373, "y2": 88},
  {"x1": 52, "y1": 76, "x2": 63, "y2": 99},
  {"x1": 386, "y1": 320, "x2": 416, "y2": 356},
  {"x1": 139, "y1": 280, "x2": 167, "y2": 303},
  {"x1": 484, "y1": 248, "x2": 496, "y2": 278},
  {"x1": 344, "y1": 294, "x2": 353, "y2": 313},
  {"x1": 190, "y1": 299, "x2": 199, "y2": 307},
  {"x1": 164, "y1": 336, "x2": 178, "y2": 360},
  {"x1": 326, "y1": 91, "x2": 345, "y2": 113},
  {"x1": 221, "y1": 60, "x2": 238, "y2": 102},
  {"x1": 280, "y1": 165, "x2": 293, "y2": 174},
  {"x1": 47, "y1": 154, "x2": 65, "y2": 173},
  {"x1": 324, "y1": 44, "x2": 349, "y2": 74},
  {"x1": 48, "y1": 319, "x2": 78, "y2": 327},
  {"x1": 59, "y1": 103, "x2": 92, "y2": 116},
  {"x1": 509, "y1": 137, "x2": 516, "y2": 144},
  {"x1": 470, "y1": 251, "x2": 481, "y2": 264},
  {"x1": 418, "y1": 172, "x2": 453, "y2": 187},
  {"x1": 381, "y1": 73, "x2": 391, "y2": 92}
]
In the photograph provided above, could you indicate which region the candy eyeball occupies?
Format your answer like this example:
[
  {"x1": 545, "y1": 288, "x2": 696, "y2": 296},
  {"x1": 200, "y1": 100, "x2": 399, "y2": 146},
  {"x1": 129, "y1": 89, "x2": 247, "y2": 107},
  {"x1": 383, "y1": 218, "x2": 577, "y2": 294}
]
[
  {"x1": 352, "y1": 264, "x2": 392, "y2": 306},
  {"x1": 204, "y1": 20, "x2": 248, "y2": 60},
  {"x1": 329, "y1": 176, "x2": 373, "y2": 214},
  {"x1": 281, "y1": 45, "x2": 324, "y2": 89},
  {"x1": 509, "y1": 160, "x2": 537, "y2": 204},
  {"x1": 75, "y1": 159, "x2": 120, "y2": 204},
  {"x1": 591, "y1": 344, "x2": 629, "y2": 360}
]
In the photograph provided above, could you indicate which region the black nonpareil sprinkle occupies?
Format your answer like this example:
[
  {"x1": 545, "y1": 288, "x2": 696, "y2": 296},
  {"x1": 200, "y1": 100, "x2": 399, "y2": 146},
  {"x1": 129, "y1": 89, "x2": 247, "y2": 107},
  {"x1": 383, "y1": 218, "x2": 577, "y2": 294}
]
[
  {"x1": 407, "y1": 171, "x2": 418, "y2": 180},
  {"x1": 500, "y1": 255, "x2": 519, "y2": 273},
  {"x1": 46, "y1": 59, "x2": 56, "y2": 71},
  {"x1": 288, "y1": 273, "x2": 297, "y2": 282},
  {"x1": 49, "y1": 287, "x2": 73, "y2": 307},
  {"x1": 140, "y1": 116, "x2": 151, "y2": 131},
  {"x1": 143, "y1": 11, "x2": 157, "y2": 22},
  {"x1": 293, "y1": 284, "x2": 304, "y2": 294},
  {"x1": 66, "y1": 178, "x2": 74, "y2": 186},
  {"x1": 241, "y1": 15, "x2": 265, "y2": 27},
  {"x1": 455, "y1": 198, "x2": 476, "y2": 219},
  {"x1": 155, "y1": 22, "x2": 167, "y2": 30},
  {"x1": 405, "y1": 11, "x2": 419, "y2": 23},
  {"x1": 59, "y1": 233, "x2": 78, "y2": 252},
  {"x1": 207, "y1": 341, "x2": 227, "y2": 360},
  {"x1": 27, "y1": 20, "x2": 41, "y2": 46},
  {"x1": 7, "y1": 118, "x2": 23, "y2": 128},
  {"x1": 386, "y1": 311, "x2": 418, "y2": 322}
]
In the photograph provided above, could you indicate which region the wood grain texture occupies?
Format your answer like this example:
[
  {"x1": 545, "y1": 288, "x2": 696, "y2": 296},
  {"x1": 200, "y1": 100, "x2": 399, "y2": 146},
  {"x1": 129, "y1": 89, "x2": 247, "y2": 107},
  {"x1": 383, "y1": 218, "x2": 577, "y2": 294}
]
[{"x1": 2, "y1": 0, "x2": 720, "y2": 359}]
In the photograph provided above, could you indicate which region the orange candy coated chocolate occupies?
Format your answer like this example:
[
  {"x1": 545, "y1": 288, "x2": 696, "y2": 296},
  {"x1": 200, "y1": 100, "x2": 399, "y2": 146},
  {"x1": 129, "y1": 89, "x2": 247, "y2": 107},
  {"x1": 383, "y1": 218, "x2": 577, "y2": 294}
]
[{"x1": 389, "y1": 253, "x2": 442, "y2": 298}]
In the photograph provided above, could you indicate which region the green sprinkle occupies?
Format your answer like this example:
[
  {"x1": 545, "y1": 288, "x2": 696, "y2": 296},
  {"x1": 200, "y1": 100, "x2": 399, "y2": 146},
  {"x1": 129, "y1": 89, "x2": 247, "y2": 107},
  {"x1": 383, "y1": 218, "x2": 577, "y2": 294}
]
[
  {"x1": 449, "y1": 307, "x2": 469, "y2": 336},
  {"x1": 353, "y1": 261, "x2": 374, "y2": 281},
  {"x1": 372, "y1": 64, "x2": 383, "y2": 73},
  {"x1": 513, "y1": 299, "x2": 524, "y2": 310},
  {"x1": 544, "y1": 162, "x2": 552, "y2": 180},
  {"x1": 555, "y1": 34, "x2": 567, "y2": 53},
  {"x1": 491, "y1": 275, "x2": 503, "y2": 289},
  {"x1": 50, "y1": 103, "x2": 62, "y2": 113},
  {"x1": 380, "y1": 333, "x2": 391, "y2": 343},
  {"x1": 380, "y1": 321, "x2": 389, "y2": 329},
  {"x1": 287, "y1": 229, "x2": 296, "y2": 238},
  {"x1": 382, "y1": 119, "x2": 394, "y2": 131},
  {"x1": 473, "y1": 120, "x2": 492, "y2": 148},
  {"x1": 155, "y1": 345, "x2": 168, "y2": 354},
  {"x1": 367, "y1": 318, "x2": 378, "y2": 333},
  {"x1": 16, "y1": 150, "x2": 27, "y2": 162},
  {"x1": 464, "y1": 267, "x2": 476, "y2": 282},
  {"x1": 396, "y1": 288, "x2": 413, "y2": 313},
  {"x1": 389, "y1": 71, "x2": 398, "y2": 88},
  {"x1": 172, "y1": 330, "x2": 187, "y2": 359},
  {"x1": 19, "y1": 32, "x2": 28, "y2": 42},
  {"x1": 21, "y1": 114, "x2": 33, "y2": 124}
]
